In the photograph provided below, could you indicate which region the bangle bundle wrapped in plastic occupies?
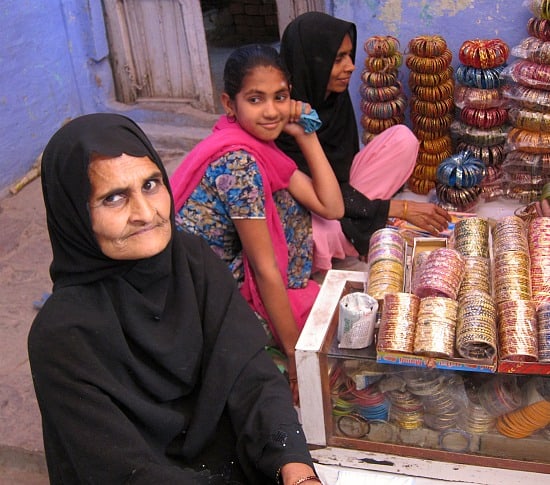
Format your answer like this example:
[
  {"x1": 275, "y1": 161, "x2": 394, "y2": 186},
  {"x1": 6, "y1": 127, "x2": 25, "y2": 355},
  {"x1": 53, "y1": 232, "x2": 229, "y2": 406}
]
[
  {"x1": 512, "y1": 36, "x2": 550, "y2": 65},
  {"x1": 502, "y1": 83, "x2": 550, "y2": 110},
  {"x1": 451, "y1": 120, "x2": 510, "y2": 147},
  {"x1": 502, "y1": 59, "x2": 550, "y2": 90},
  {"x1": 508, "y1": 106, "x2": 550, "y2": 131},
  {"x1": 454, "y1": 85, "x2": 506, "y2": 109}
]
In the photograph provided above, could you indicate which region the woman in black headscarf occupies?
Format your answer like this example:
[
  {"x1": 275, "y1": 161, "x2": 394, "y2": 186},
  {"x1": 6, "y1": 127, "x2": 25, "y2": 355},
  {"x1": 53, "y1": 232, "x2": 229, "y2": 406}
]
[
  {"x1": 28, "y1": 113, "x2": 320, "y2": 485},
  {"x1": 277, "y1": 12, "x2": 450, "y2": 269}
]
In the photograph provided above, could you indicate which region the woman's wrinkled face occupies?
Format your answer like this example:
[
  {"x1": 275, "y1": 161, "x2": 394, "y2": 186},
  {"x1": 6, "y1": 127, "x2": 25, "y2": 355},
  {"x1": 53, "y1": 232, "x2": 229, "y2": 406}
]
[
  {"x1": 326, "y1": 34, "x2": 355, "y2": 98},
  {"x1": 88, "y1": 154, "x2": 171, "y2": 260}
]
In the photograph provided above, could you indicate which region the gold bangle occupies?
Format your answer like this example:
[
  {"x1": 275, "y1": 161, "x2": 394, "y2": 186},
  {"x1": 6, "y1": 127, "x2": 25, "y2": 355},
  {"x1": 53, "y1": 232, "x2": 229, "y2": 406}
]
[
  {"x1": 292, "y1": 476, "x2": 321, "y2": 485},
  {"x1": 402, "y1": 200, "x2": 408, "y2": 220}
]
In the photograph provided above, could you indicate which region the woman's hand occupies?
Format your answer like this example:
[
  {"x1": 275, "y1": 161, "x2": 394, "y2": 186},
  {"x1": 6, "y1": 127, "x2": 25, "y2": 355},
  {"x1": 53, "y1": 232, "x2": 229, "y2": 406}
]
[{"x1": 391, "y1": 200, "x2": 451, "y2": 235}]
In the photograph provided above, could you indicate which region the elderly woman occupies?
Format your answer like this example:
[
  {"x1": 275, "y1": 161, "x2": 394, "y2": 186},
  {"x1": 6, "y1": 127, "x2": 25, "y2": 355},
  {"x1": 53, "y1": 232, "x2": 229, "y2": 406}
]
[{"x1": 28, "y1": 114, "x2": 321, "y2": 485}]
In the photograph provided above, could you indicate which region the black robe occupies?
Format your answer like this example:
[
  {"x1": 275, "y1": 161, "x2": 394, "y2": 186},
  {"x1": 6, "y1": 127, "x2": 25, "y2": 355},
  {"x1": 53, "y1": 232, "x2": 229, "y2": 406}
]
[
  {"x1": 28, "y1": 113, "x2": 313, "y2": 484},
  {"x1": 276, "y1": 12, "x2": 390, "y2": 254}
]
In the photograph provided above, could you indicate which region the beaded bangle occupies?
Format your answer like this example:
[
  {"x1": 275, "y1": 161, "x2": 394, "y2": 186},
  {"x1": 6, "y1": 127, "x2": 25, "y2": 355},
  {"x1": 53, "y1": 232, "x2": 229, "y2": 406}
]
[
  {"x1": 420, "y1": 135, "x2": 452, "y2": 154},
  {"x1": 454, "y1": 85, "x2": 504, "y2": 109}
]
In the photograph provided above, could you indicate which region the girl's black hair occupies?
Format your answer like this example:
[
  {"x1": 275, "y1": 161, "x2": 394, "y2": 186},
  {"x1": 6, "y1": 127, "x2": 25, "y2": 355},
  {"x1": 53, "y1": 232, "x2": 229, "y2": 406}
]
[{"x1": 223, "y1": 44, "x2": 290, "y2": 99}]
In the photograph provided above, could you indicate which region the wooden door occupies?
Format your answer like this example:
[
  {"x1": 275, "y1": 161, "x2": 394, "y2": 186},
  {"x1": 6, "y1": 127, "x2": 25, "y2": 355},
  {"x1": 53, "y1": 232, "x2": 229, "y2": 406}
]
[{"x1": 102, "y1": 0, "x2": 216, "y2": 112}]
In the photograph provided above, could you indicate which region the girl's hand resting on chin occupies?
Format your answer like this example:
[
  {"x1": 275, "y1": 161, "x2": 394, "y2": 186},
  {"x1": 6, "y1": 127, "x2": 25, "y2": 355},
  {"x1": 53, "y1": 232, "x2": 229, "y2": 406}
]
[{"x1": 283, "y1": 100, "x2": 311, "y2": 138}]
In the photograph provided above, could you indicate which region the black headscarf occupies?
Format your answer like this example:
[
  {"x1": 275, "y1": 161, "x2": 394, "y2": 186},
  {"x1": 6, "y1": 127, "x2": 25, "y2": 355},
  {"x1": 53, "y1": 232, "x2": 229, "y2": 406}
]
[
  {"x1": 276, "y1": 12, "x2": 358, "y2": 182},
  {"x1": 41, "y1": 113, "x2": 173, "y2": 289},
  {"x1": 30, "y1": 114, "x2": 312, "y2": 483},
  {"x1": 276, "y1": 13, "x2": 390, "y2": 255}
]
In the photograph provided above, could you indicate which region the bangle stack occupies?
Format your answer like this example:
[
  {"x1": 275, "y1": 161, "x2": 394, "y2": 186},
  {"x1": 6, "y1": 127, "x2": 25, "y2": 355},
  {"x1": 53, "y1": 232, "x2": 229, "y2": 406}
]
[
  {"x1": 407, "y1": 34, "x2": 455, "y2": 195},
  {"x1": 360, "y1": 36, "x2": 406, "y2": 144},
  {"x1": 452, "y1": 38, "x2": 510, "y2": 207}
]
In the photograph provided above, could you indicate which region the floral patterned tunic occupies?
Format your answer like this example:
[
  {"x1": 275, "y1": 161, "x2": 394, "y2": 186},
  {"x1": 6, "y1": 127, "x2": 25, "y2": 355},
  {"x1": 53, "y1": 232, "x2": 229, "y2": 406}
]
[{"x1": 175, "y1": 149, "x2": 313, "y2": 289}]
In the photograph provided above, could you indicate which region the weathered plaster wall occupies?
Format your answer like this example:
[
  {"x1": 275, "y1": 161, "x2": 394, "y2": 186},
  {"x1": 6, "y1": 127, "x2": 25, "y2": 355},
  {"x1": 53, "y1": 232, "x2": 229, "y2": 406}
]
[
  {"x1": 328, "y1": 0, "x2": 532, "y2": 132},
  {"x1": 0, "y1": 0, "x2": 116, "y2": 195}
]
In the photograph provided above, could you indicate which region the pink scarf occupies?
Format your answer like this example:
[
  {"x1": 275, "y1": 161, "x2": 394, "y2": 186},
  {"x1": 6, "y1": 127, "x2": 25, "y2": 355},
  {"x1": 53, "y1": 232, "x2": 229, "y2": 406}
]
[{"x1": 170, "y1": 116, "x2": 319, "y2": 339}]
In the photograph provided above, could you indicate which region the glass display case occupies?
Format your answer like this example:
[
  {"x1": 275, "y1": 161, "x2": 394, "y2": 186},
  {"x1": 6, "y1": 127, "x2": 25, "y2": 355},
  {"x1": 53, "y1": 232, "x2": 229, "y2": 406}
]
[{"x1": 296, "y1": 270, "x2": 550, "y2": 484}]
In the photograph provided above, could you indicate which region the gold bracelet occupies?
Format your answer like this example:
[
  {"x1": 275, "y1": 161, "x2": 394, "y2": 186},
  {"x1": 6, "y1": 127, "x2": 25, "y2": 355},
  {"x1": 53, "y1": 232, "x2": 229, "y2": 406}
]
[
  {"x1": 292, "y1": 476, "x2": 321, "y2": 485},
  {"x1": 402, "y1": 200, "x2": 408, "y2": 220}
]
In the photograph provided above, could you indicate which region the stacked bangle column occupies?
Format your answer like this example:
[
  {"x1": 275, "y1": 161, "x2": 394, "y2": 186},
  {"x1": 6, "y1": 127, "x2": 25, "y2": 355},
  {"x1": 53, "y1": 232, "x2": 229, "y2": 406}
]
[
  {"x1": 501, "y1": 0, "x2": 550, "y2": 202},
  {"x1": 360, "y1": 36, "x2": 406, "y2": 144},
  {"x1": 407, "y1": 35, "x2": 454, "y2": 195},
  {"x1": 452, "y1": 39, "x2": 510, "y2": 201}
]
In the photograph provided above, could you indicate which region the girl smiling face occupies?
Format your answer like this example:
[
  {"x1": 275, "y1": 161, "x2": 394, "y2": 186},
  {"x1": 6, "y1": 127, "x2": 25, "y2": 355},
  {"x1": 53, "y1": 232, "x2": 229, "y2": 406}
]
[
  {"x1": 221, "y1": 65, "x2": 291, "y2": 142},
  {"x1": 88, "y1": 153, "x2": 172, "y2": 260}
]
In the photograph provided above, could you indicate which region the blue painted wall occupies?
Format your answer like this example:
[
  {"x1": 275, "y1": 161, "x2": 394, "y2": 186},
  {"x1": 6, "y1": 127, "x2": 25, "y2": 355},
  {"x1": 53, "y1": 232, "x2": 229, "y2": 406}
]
[{"x1": 0, "y1": 0, "x2": 535, "y2": 193}]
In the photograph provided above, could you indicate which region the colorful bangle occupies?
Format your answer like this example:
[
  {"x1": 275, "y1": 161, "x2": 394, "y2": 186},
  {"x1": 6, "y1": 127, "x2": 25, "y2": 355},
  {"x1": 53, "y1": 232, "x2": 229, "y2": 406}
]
[
  {"x1": 408, "y1": 34, "x2": 448, "y2": 57},
  {"x1": 364, "y1": 35, "x2": 400, "y2": 57}
]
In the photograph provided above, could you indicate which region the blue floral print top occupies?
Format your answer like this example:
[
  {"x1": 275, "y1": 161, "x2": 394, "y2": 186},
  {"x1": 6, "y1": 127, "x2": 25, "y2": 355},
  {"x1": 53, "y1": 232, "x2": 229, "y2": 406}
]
[{"x1": 175, "y1": 149, "x2": 312, "y2": 288}]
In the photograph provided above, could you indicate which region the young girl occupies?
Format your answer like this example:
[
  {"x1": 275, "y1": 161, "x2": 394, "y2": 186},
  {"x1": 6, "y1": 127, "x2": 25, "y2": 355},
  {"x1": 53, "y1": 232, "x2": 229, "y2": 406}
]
[
  {"x1": 170, "y1": 44, "x2": 343, "y2": 402},
  {"x1": 276, "y1": 12, "x2": 451, "y2": 270}
]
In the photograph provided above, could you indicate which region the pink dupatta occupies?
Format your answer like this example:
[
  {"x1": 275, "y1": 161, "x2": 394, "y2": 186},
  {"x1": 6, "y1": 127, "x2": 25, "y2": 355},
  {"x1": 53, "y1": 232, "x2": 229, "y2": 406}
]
[{"x1": 170, "y1": 116, "x2": 319, "y2": 339}]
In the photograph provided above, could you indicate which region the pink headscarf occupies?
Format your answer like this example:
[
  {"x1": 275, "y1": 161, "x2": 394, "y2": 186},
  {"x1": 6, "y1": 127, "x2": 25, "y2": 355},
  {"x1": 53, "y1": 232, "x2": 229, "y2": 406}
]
[{"x1": 170, "y1": 116, "x2": 319, "y2": 338}]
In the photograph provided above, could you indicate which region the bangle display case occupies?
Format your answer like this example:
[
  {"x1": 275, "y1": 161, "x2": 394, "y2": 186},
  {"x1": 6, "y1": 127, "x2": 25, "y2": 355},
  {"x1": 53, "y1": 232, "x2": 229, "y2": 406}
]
[{"x1": 296, "y1": 270, "x2": 550, "y2": 484}]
